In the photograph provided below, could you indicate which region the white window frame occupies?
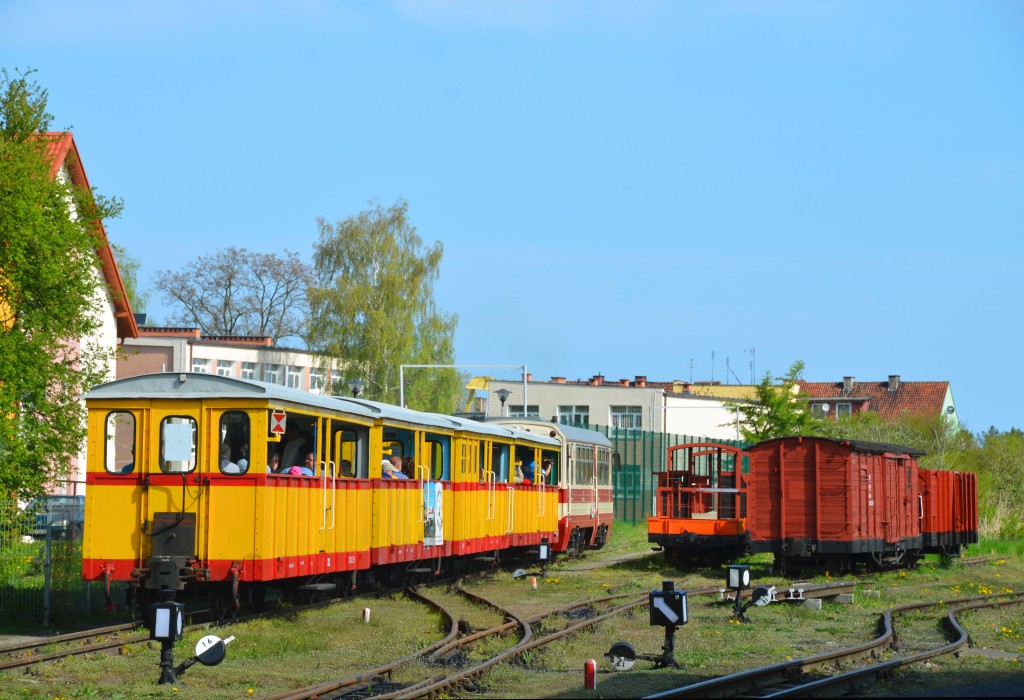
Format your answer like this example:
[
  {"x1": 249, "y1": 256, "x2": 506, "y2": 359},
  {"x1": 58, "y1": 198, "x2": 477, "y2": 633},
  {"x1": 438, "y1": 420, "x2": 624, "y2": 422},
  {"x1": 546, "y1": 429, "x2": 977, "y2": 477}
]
[
  {"x1": 216, "y1": 360, "x2": 234, "y2": 377},
  {"x1": 192, "y1": 358, "x2": 210, "y2": 374},
  {"x1": 559, "y1": 405, "x2": 590, "y2": 427},
  {"x1": 610, "y1": 405, "x2": 642, "y2": 430},
  {"x1": 286, "y1": 365, "x2": 303, "y2": 390},
  {"x1": 264, "y1": 364, "x2": 281, "y2": 384},
  {"x1": 241, "y1": 362, "x2": 256, "y2": 380},
  {"x1": 309, "y1": 367, "x2": 324, "y2": 393},
  {"x1": 509, "y1": 404, "x2": 540, "y2": 418}
]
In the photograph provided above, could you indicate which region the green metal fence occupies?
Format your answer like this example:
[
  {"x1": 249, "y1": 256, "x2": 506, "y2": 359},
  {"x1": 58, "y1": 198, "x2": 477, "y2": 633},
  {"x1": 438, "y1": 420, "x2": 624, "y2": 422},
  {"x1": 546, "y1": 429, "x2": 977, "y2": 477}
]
[{"x1": 589, "y1": 425, "x2": 748, "y2": 524}]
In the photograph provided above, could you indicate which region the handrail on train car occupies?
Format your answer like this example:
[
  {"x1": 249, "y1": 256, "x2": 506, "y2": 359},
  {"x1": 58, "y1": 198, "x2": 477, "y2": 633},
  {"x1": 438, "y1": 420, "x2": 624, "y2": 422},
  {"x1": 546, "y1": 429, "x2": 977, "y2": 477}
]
[
  {"x1": 484, "y1": 469, "x2": 495, "y2": 521},
  {"x1": 416, "y1": 465, "x2": 430, "y2": 524},
  {"x1": 537, "y1": 482, "x2": 545, "y2": 518},
  {"x1": 506, "y1": 486, "x2": 515, "y2": 534},
  {"x1": 320, "y1": 461, "x2": 336, "y2": 531}
]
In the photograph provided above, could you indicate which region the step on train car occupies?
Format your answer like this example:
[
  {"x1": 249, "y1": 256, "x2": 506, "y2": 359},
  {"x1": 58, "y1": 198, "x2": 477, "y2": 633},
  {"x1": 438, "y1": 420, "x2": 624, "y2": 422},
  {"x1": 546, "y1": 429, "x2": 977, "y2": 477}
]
[{"x1": 81, "y1": 373, "x2": 612, "y2": 622}]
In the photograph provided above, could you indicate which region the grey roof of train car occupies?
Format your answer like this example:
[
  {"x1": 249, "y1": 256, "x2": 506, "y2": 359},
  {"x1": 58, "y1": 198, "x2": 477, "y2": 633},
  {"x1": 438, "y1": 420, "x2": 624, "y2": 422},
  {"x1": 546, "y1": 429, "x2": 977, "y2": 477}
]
[
  {"x1": 87, "y1": 372, "x2": 380, "y2": 419},
  {"x1": 85, "y1": 373, "x2": 556, "y2": 440},
  {"x1": 428, "y1": 412, "x2": 560, "y2": 446},
  {"x1": 485, "y1": 417, "x2": 613, "y2": 448}
]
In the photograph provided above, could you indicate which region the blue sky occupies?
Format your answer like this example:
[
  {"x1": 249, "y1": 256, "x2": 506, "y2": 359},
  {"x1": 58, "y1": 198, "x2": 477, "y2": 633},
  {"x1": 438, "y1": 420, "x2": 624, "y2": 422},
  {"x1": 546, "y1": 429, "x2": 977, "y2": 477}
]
[{"x1": 2, "y1": 1, "x2": 1021, "y2": 434}]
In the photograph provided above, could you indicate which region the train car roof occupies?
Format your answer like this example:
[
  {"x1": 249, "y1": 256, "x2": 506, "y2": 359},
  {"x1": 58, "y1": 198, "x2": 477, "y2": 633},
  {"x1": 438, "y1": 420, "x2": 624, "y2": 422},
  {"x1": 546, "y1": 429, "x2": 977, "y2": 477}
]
[
  {"x1": 86, "y1": 372, "x2": 380, "y2": 419},
  {"x1": 484, "y1": 417, "x2": 613, "y2": 448},
  {"x1": 433, "y1": 413, "x2": 560, "y2": 446},
  {"x1": 86, "y1": 373, "x2": 560, "y2": 439},
  {"x1": 750, "y1": 435, "x2": 927, "y2": 457}
]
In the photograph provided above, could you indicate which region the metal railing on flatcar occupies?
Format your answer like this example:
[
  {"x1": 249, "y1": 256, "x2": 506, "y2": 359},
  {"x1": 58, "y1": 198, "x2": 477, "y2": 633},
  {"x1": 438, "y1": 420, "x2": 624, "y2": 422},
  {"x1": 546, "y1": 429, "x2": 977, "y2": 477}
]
[{"x1": 585, "y1": 424, "x2": 749, "y2": 524}]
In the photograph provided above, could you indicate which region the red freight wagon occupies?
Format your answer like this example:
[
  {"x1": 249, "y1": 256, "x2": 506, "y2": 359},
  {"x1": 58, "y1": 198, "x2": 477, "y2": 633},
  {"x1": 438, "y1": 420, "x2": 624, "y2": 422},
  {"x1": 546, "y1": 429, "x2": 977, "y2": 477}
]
[
  {"x1": 747, "y1": 437, "x2": 925, "y2": 574},
  {"x1": 919, "y1": 468, "x2": 979, "y2": 556}
]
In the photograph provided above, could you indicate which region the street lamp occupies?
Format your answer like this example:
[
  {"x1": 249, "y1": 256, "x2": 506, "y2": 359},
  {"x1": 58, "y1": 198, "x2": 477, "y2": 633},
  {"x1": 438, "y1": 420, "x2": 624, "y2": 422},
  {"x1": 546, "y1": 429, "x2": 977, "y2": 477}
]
[
  {"x1": 495, "y1": 388, "x2": 511, "y2": 416},
  {"x1": 347, "y1": 378, "x2": 364, "y2": 397}
]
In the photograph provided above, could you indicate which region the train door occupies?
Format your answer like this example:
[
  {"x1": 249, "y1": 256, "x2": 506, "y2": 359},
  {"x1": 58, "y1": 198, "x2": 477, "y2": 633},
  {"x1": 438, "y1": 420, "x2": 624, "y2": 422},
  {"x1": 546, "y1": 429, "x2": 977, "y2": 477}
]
[{"x1": 146, "y1": 408, "x2": 201, "y2": 569}]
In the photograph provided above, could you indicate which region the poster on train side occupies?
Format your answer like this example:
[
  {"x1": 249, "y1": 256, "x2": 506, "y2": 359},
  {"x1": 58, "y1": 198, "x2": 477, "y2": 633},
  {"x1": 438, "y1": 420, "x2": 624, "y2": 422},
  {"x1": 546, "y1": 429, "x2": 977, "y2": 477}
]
[{"x1": 423, "y1": 481, "x2": 444, "y2": 547}]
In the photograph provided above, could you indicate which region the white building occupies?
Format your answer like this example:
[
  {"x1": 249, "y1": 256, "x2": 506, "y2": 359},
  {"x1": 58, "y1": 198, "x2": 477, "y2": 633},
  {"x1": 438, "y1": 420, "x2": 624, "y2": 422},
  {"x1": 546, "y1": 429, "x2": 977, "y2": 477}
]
[
  {"x1": 118, "y1": 327, "x2": 339, "y2": 395},
  {"x1": 46, "y1": 133, "x2": 140, "y2": 492},
  {"x1": 483, "y1": 374, "x2": 747, "y2": 441}
]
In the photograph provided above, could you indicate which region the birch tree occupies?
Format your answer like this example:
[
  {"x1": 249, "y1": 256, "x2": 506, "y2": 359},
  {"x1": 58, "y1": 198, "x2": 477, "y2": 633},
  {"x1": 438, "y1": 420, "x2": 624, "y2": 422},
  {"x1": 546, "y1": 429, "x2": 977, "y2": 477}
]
[{"x1": 308, "y1": 200, "x2": 459, "y2": 410}]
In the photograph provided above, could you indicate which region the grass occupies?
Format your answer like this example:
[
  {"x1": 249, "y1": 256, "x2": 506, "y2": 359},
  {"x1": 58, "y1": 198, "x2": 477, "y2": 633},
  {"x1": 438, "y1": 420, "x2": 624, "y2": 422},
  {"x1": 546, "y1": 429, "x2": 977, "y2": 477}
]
[{"x1": 2, "y1": 524, "x2": 1021, "y2": 699}]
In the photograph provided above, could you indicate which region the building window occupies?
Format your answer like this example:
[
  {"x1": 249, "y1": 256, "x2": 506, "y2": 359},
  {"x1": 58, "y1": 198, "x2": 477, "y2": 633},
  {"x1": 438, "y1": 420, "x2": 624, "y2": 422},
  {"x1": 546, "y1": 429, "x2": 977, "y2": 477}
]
[
  {"x1": 811, "y1": 402, "x2": 853, "y2": 419},
  {"x1": 309, "y1": 368, "x2": 324, "y2": 393},
  {"x1": 192, "y1": 358, "x2": 210, "y2": 374},
  {"x1": 558, "y1": 405, "x2": 590, "y2": 427},
  {"x1": 241, "y1": 362, "x2": 256, "y2": 380},
  {"x1": 610, "y1": 405, "x2": 642, "y2": 430},
  {"x1": 286, "y1": 365, "x2": 303, "y2": 389},
  {"x1": 509, "y1": 405, "x2": 540, "y2": 418},
  {"x1": 216, "y1": 360, "x2": 234, "y2": 377},
  {"x1": 264, "y1": 364, "x2": 281, "y2": 384}
]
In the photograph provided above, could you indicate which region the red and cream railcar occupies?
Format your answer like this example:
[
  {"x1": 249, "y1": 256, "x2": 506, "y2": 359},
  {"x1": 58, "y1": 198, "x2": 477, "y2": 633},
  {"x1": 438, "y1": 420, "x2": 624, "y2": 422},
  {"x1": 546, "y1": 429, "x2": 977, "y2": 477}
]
[
  {"x1": 489, "y1": 419, "x2": 616, "y2": 554},
  {"x1": 82, "y1": 373, "x2": 564, "y2": 621},
  {"x1": 918, "y1": 468, "x2": 979, "y2": 556},
  {"x1": 747, "y1": 437, "x2": 925, "y2": 573},
  {"x1": 647, "y1": 442, "x2": 752, "y2": 565}
]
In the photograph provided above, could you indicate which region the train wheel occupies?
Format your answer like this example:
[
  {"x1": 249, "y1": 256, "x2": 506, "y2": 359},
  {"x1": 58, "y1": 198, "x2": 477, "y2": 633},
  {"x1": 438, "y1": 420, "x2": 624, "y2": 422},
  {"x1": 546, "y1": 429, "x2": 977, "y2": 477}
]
[{"x1": 210, "y1": 587, "x2": 238, "y2": 623}]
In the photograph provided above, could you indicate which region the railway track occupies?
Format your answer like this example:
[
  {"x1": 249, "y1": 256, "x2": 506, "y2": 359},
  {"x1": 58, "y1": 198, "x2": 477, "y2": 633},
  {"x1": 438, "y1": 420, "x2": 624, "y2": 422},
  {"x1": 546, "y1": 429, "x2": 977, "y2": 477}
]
[
  {"x1": 645, "y1": 590, "x2": 1024, "y2": 698},
  {"x1": 259, "y1": 575, "x2": 864, "y2": 700}
]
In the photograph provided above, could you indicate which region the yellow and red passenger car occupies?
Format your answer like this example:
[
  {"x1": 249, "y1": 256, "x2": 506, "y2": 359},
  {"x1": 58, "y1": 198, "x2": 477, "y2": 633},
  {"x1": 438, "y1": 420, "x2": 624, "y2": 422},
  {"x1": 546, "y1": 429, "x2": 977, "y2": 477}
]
[{"x1": 82, "y1": 373, "x2": 610, "y2": 620}]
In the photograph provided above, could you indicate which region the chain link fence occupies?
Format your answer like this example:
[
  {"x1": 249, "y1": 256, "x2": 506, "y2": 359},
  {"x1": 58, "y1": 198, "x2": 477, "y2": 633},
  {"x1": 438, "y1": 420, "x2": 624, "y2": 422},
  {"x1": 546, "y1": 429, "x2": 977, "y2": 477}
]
[{"x1": 0, "y1": 489, "x2": 110, "y2": 629}]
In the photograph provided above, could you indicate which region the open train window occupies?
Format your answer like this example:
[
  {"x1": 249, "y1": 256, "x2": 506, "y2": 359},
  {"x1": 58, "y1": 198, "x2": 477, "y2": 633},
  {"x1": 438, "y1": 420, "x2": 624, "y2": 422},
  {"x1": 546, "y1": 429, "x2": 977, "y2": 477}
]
[
  {"x1": 160, "y1": 416, "x2": 197, "y2": 473},
  {"x1": 491, "y1": 443, "x2": 509, "y2": 482},
  {"x1": 333, "y1": 427, "x2": 364, "y2": 478},
  {"x1": 218, "y1": 411, "x2": 250, "y2": 475},
  {"x1": 426, "y1": 438, "x2": 448, "y2": 480},
  {"x1": 104, "y1": 411, "x2": 136, "y2": 474}
]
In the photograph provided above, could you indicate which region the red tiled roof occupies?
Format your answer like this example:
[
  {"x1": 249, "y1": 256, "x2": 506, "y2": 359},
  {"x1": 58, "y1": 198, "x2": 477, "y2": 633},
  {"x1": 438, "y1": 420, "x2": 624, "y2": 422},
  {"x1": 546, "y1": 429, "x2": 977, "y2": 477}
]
[
  {"x1": 42, "y1": 132, "x2": 138, "y2": 339},
  {"x1": 797, "y1": 378, "x2": 950, "y2": 420}
]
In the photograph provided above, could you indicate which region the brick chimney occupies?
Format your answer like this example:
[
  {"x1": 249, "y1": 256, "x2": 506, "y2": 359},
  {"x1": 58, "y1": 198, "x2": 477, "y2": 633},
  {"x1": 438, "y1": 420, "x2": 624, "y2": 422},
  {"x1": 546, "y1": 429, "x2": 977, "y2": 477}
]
[
  {"x1": 843, "y1": 376, "x2": 854, "y2": 393},
  {"x1": 589, "y1": 374, "x2": 604, "y2": 386},
  {"x1": 634, "y1": 375, "x2": 647, "y2": 387},
  {"x1": 551, "y1": 376, "x2": 565, "y2": 384},
  {"x1": 888, "y1": 375, "x2": 900, "y2": 391}
]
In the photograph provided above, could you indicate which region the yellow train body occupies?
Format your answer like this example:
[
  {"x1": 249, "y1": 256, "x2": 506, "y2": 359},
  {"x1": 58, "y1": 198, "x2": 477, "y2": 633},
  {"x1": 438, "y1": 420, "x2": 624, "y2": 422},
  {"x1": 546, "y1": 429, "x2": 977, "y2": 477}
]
[{"x1": 82, "y1": 374, "x2": 577, "y2": 607}]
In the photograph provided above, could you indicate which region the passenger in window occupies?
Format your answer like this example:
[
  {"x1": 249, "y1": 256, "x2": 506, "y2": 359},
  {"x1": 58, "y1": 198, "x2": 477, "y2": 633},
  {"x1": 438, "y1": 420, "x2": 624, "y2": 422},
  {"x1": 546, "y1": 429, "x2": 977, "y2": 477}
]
[
  {"x1": 340, "y1": 459, "x2": 354, "y2": 477},
  {"x1": 267, "y1": 452, "x2": 281, "y2": 474},
  {"x1": 220, "y1": 442, "x2": 243, "y2": 474},
  {"x1": 541, "y1": 458, "x2": 553, "y2": 484},
  {"x1": 402, "y1": 456, "x2": 415, "y2": 479},
  {"x1": 383, "y1": 454, "x2": 408, "y2": 479},
  {"x1": 521, "y1": 458, "x2": 535, "y2": 485},
  {"x1": 279, "y1": 425, "x2": 310, "y2": 469},
  {"x1": 300, "y1": 451, "x2": 316, "y2": 476}
]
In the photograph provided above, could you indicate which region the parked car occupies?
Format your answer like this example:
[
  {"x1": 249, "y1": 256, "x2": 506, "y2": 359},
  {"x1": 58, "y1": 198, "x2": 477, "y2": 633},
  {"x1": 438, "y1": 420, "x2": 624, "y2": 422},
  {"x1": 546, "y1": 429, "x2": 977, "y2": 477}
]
[{"x1": 25, "y1": 494, "x2": 86, "y2": 541}]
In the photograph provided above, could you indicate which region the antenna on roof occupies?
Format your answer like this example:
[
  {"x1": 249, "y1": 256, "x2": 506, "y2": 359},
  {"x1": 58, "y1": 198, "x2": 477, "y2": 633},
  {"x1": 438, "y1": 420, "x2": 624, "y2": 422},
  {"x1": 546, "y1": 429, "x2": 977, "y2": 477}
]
[{"x1": 746, "y1": 346, "x2": 756, "y2": 384}]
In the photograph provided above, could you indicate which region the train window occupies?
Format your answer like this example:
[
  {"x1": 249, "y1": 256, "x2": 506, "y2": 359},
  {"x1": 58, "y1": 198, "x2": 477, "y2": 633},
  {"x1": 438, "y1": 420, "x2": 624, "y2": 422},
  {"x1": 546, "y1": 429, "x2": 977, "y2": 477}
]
[
  {"x1": 104, "y1": 411, "x2": 136, "y2": 474},
  {"x1": 574, "y1": 444, "x2": 594, "y2": 485},
  {"x1": 597, "y1": 448, "x2": 611, "y2": 486},
  {"x1": 426, "y1": 438, "x2": 448, "y2": 480},
  {"x1": 160, "y1": 416, "x2": 197, "y2": 473},
  {"x1": 333, "y1": 428, "x2": 360, "y2": 477},
  {"x1": 491, "y1": 443, "x2": 509, "y2": 482},
  {"x1": 218, "y1": 411, "x2": 250, "y2": 475}
]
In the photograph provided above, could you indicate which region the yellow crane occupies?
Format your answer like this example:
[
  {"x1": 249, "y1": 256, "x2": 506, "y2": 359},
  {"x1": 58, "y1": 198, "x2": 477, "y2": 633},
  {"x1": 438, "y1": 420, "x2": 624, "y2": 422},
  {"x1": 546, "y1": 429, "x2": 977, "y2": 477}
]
[{"x1": 463, "y1": 376, "x2": 493, "y2": 413}]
